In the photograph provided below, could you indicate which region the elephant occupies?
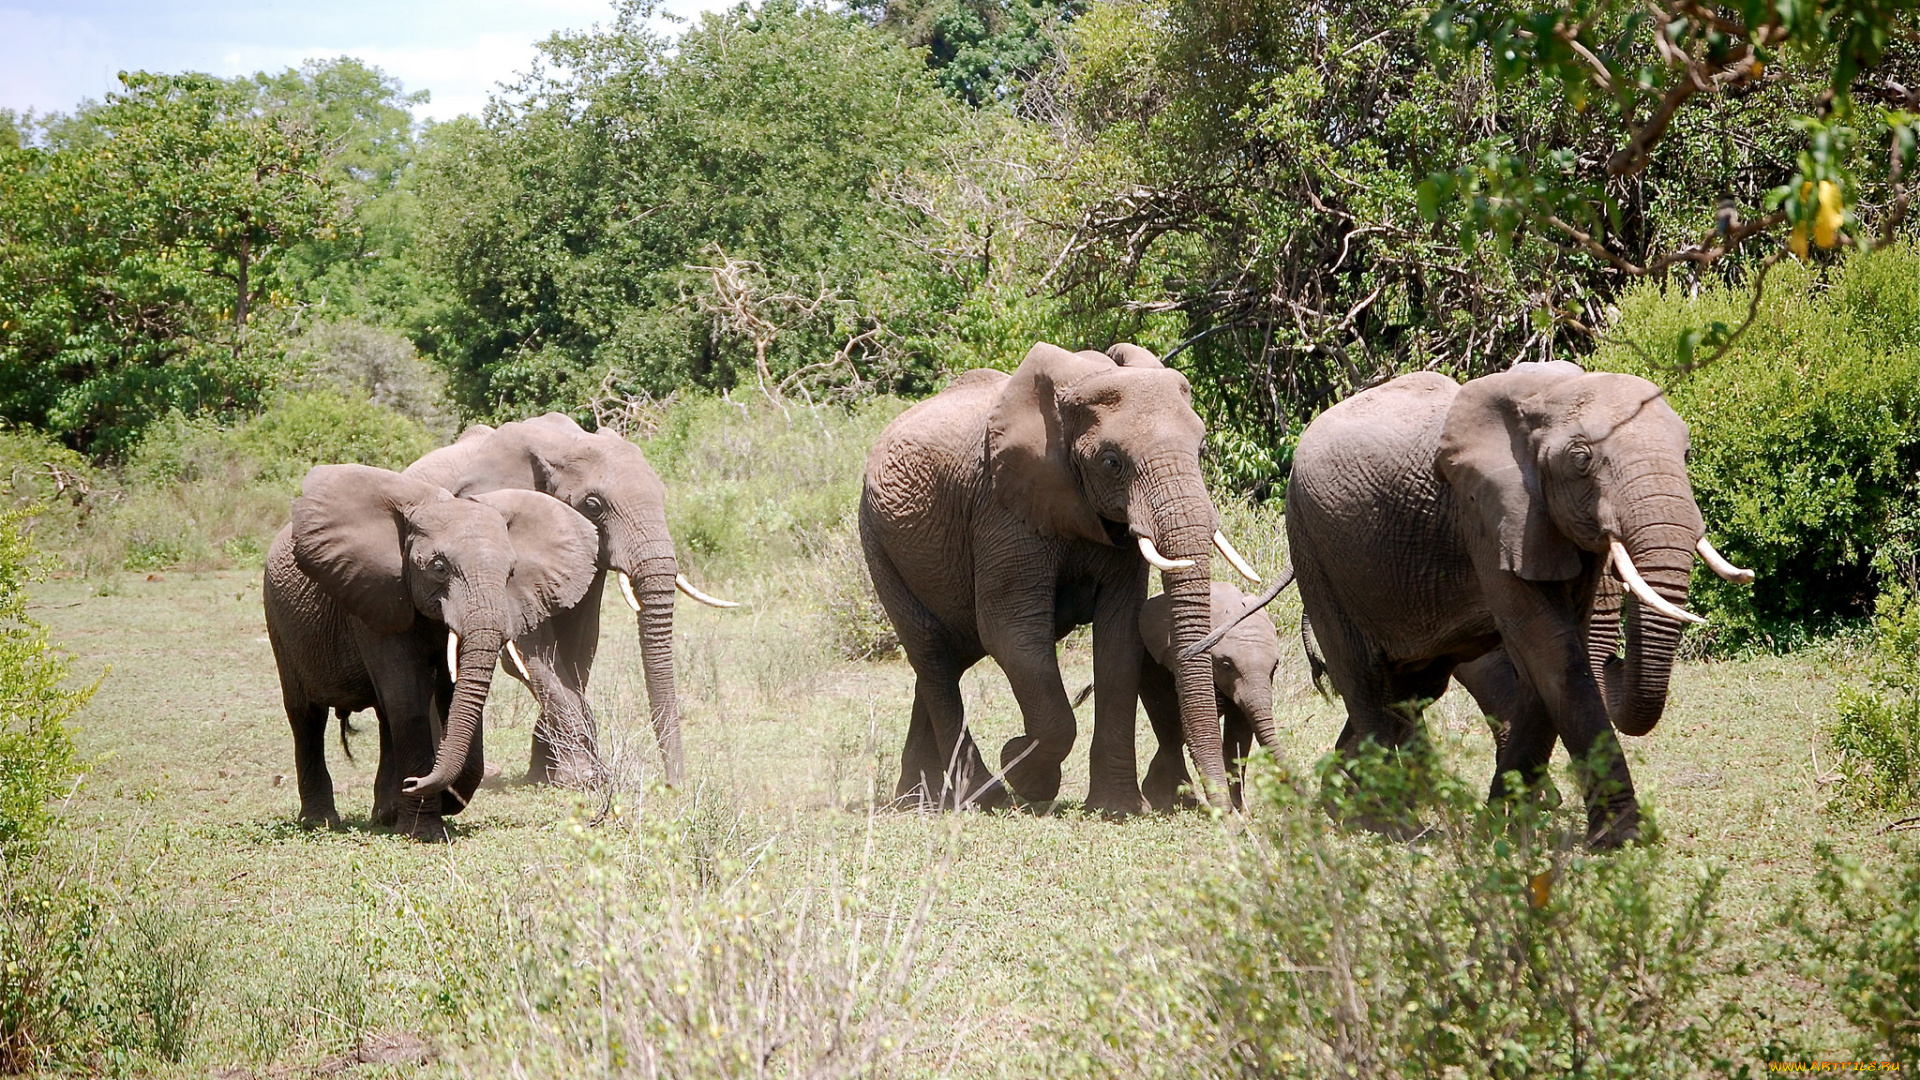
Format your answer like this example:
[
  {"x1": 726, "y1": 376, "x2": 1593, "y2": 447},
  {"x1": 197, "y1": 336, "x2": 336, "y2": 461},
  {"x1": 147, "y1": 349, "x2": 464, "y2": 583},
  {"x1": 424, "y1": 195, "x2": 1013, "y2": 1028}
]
[
  {"x1": 264, "y1": 464, "x2": 600, "y2": 840},
  {"x1": 1139, "y1": 581, "x2": 1284, "y2": 810},
  {"x1": 1199, "y1": 361, "x2": 1754, "y2": 846},
  {"x1": 405, "y1": 413, "x2": 737, "y2": 788},
  {"x1": 859, "y1": 342, "x2": 1264, "y2": 813}
]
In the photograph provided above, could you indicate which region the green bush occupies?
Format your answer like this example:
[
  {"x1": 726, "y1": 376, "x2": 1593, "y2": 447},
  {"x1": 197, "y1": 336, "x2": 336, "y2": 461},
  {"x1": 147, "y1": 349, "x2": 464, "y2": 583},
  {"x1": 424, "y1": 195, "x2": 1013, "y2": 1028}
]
[
  {"x1": 1594, "y1": 244, "x2": 1920, "y2": 646},
  {"x1": 1788, "y1": 842, "x2": 1920, "y2": 1062},
  {"x1": 1070, "y1": 746, "x2": 1762, "y2": 1077},
  {"x1": 1828, "y1": 585, "x2": 1920, "y2": 812},
  {"x1": 0, "y1": 510, "x2": 89, "y2": 860}
]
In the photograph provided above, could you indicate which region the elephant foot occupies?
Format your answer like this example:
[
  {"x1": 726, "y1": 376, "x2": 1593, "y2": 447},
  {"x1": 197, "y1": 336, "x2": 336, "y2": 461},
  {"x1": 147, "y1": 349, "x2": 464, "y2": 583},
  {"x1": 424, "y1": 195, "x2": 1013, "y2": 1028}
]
[
  {"x1": 1586, "y1": 802, "x2": 1644, "y2": 850},
  {"x1": 1000, "y1": 736, "x2": 1062, "y2": 804},
  {"x1": 1142, "y1": 752, "x2": 1195, "y2": 812},
  {"x1": 1085, "y1": 783, "x2": 1149, "y2": 818},
  {"x1": 393, "y1": 800, "x2": 449, "y2": 843},
  {"x1": 298, "y1": 809, "x2": 341, "y2": 829}
]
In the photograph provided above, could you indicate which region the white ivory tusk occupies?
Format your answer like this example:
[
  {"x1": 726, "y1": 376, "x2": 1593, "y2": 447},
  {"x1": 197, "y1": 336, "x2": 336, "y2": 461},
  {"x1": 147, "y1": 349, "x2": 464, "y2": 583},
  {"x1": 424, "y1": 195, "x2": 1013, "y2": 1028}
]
[
  {"x1": 504, "y1": 639, "x2": 529, "y2": 680},
  {"x1": 446, "y1": 631, "x2": 460, "y2": 681},
  {"x1": 676, "y1": 574, "x2": 741, "y2": 609},
  {"x1": 1609, "y1": 538, "x2": 1707, "y2": 625},
  {"x1": 1137, "y1": 535, "x2": 1195, "y2": 571},
  {"x1": 616, "y1": 570, "x2": 642, "y2": 613},
  {"x1": 1212, "y1": 530, "x2": 1261, "y2": 583},
  {"x1": 1695, "y1": 536, "x2": 1755, "y2": 584}
]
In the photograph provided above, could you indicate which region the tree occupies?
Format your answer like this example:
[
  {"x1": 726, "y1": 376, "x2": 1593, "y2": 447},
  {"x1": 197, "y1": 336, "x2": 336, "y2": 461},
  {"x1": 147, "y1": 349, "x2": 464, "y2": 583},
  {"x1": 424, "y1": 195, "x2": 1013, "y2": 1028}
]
[{"x1": 0, "y1": 72, "x2": 344, "y2": 454}]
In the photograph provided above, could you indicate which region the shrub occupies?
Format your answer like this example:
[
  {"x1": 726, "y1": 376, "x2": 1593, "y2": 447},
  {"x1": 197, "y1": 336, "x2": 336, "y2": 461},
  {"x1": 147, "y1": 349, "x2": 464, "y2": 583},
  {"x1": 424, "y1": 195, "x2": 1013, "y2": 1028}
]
[
  {"x1": 1594, "y1": 244, "x2": 1920, "y2": 646},
  {"x1": 1787, "y1": 842, "x2": 1920, "y2": 1062},
  {"x1": 232, "y1": 390, "x2": 436, "y2": 482},
  {"x1": 1828, "y1": 585, "x2": 1920, "y2": 812},
  {"x1": 0, "y1": 509, "x2": 89, "y2": 860},
  {"x1": 286, "y1": 320, "x2": 457, "y2": 441},
  {"x1": 814, "y1": 507, "x2": 898, "y2": 661},
  {"x1": 1069, "y1": 746, "x2": 1760, "y2": 1077}
]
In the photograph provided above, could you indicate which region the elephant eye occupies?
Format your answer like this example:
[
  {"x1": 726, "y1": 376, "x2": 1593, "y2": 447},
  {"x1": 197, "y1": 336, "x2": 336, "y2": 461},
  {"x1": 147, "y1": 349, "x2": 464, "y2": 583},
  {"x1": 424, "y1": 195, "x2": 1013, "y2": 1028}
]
[
  {"x1": 428, "y1": 554, "x2": 450, "y2": 574},
  {"x1": 1099, "y1": 451, "x2": 1122, "y2": 473},
  {"x1": 582, "y1": 494, "x2": 606, "y2": 517},
  {"x1": 1568, "y1": 442, "x2": 1595, "y2": 474}
]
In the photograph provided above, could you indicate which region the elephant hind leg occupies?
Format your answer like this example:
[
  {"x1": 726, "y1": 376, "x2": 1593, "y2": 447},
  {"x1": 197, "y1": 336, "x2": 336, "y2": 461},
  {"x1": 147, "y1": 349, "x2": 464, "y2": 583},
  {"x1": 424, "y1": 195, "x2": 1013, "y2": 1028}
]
[
  {"x1": 289, "y1": 702, "x2": 338, "y2": 825},
  {"x1": 1453, "y1": 649, "x2": 1557, "y2": 803}
]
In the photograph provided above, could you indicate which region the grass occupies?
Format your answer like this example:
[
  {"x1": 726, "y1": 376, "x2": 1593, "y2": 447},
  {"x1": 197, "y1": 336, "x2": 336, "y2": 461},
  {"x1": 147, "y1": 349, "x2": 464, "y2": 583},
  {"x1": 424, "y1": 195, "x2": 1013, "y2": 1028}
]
[{"x1": 13, "y1": 397, "x2": 1917, "y2": 1075}]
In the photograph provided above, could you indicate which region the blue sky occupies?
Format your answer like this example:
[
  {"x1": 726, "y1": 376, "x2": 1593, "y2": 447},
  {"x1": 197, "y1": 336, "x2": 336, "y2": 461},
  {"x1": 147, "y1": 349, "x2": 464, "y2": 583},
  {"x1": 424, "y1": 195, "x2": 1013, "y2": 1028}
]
[{"x1": 0, "y1": 0, "x2": 729, "y2": 122}]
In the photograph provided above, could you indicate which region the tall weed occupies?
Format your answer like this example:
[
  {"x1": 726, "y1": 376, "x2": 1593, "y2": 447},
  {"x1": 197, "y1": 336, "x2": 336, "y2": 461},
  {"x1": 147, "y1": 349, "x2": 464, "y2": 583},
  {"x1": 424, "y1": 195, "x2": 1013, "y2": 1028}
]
[
  {"x1": 1787, "y1": 842, "x2": 1920, "y2": 1062},
  {"x1": 1828, "y1": 585, "x2": 1920, "y2": 812}
]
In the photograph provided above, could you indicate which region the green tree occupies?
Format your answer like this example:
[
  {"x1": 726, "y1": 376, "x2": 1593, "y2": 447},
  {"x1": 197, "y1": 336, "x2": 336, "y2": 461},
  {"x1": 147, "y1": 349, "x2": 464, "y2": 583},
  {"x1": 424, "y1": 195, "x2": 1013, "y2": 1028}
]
[
  {"x1": 418, "y1": 0, "x2": 960, "y2": 419},
  {"x1": 852, "y1": 0, "x2": 1087, "y2": 106},
  {"x1": 0, "y1": 72, "x2": 345, "y2": 455}
]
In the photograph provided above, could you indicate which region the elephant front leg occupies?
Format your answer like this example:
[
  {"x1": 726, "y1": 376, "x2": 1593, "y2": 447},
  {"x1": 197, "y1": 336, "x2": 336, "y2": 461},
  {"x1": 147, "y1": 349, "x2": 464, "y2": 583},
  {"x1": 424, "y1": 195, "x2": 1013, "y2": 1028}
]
[
  {"x1": 1084, "y1": 582, "x2": 1148, "y2": 816},
  {"x1": 1138, "y1": 659, "x2": 1192, "y2": 811},
  {"x1": 518, "y1": 641, "x2": 602, "y2": 789}
]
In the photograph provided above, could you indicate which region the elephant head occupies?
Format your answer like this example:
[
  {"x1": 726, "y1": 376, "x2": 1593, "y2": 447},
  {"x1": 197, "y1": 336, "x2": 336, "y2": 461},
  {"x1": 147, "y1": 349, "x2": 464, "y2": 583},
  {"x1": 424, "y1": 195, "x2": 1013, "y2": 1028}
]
[
  {"x1": 987, "y1": 342, "x2": 1250, "y2": 805},
  {"x1": 290, "y1": 465, "x2": 598, "y2": 799},
  {"x1": 1435, "y1": 361, "x2": 1751, "y2": 738},
  {"x1": 406, "y1": 414, "x2": 736, "y2": 785},
  {"x1": 1145, "y1": 581, "x2": 1284, "y2": 755}
]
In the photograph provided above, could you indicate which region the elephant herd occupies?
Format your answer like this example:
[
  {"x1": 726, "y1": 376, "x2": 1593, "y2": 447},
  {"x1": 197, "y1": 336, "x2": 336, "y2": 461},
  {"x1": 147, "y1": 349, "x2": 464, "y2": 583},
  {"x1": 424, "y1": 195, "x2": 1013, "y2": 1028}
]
[{"x1": 266, "y1": 344, "x2": 1754, "y2": 848}]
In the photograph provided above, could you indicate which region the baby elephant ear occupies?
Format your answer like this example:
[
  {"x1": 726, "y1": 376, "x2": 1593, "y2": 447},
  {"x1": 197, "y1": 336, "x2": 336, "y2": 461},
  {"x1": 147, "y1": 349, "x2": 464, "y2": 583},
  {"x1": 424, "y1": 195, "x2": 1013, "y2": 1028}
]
[
  {"x1": 1435, "y1": 362, "x2": 1585, "y2": 582},
  {"x1": 987, "y1": 342, "x2": 1118, "y2": 545},
  {"x1": 471, "y1": 489, "x2": 600, "y2": 639},
  {"x1": 292, "y1": 464, "x2": 448, "y2": 633}
]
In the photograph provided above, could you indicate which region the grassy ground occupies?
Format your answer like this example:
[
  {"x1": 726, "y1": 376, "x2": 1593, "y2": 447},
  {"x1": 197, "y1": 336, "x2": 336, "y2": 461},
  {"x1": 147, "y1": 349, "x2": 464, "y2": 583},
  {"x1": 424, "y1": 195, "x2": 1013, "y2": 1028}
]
[{"x1": 16, "y1": 400, "x2": 1908, "y2": 1076}]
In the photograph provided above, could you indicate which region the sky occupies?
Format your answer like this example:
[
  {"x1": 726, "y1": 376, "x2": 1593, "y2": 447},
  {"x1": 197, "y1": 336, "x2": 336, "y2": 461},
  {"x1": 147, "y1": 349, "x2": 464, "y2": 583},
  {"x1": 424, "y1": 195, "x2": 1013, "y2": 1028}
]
[{"x1": 0, "y1": 0, "x2": 729, "y2": 122}]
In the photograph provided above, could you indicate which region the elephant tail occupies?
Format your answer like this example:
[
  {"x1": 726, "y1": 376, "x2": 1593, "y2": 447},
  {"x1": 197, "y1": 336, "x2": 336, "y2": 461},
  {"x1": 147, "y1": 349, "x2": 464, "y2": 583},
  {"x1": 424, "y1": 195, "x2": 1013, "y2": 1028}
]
[
  {"x1": 336, "y1": 708, "x2": 359, "y2": 761},
  {"x1": 1071, "y1": 683, "x2": 1094, "y2": 709},
  {"x1": 1301, "y1": 615, "x2": 1330, "y2": 697},
  {"x1": 1177, "y1": 563, "x2": 1297, "y2": 662}
]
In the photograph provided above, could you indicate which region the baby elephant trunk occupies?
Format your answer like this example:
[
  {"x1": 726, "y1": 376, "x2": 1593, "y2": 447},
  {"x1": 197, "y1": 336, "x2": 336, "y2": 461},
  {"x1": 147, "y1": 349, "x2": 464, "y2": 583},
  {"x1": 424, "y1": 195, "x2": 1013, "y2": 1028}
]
[{"x1": 405, "y1": 626, "x2": 506, "y2": 796}]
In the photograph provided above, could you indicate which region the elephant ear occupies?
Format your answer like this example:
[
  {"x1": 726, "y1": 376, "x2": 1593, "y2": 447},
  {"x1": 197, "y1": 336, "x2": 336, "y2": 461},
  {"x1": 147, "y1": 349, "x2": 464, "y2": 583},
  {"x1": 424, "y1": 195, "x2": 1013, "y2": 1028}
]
[
  {"x1": 291, "y1": 464, "x2": 449, "y2": 633},
  {"x1": 1104, "y1": 342, "x2": 1165, "y2": 369},
  {"x1": 987, "y1": 342, "x2": 1119, "y2": 545},
  {"x1": 1436, "y1": 361, "x2": 1586, "y2": 582},
  {"x1": 472, "y1": 489, "x2": 600, "y2": 639}
]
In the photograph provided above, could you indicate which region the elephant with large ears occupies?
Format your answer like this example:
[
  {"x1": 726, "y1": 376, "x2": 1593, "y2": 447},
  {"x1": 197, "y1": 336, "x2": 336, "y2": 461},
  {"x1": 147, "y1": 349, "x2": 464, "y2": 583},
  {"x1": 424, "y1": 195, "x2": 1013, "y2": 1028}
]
[
  {"x1": 860, "y1": 342, "x2": 1263, "y2": 813},
  {"x1": 1139, "y1": 581, "x2": 1284, "y2": 810},
  {"x1": 264, "y1": 464, "x2": 599, "y2": 841},
  {"x1": 1209, "y1": 361, "x2": 1753, "y2": 846},
  {"x1": 405, "y1": 414, "x2": 737, "y2": 788}
]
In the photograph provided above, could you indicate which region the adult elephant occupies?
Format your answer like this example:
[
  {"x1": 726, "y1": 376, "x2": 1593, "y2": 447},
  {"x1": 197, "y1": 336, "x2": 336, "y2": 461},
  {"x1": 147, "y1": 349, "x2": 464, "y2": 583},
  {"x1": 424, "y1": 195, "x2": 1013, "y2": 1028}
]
[
  {"x1": 861, "y1": 342, "x2": 1262, "y2": 813},
  {"x1": 1226, "y1": 361, "x2": 1753, "y2": 846},
  {"x1": 264, "y1": 465, "x2": 599, "y2": 840},
  {"x1": 406, "y1": 414, "x2": 737, "y2": 788}
]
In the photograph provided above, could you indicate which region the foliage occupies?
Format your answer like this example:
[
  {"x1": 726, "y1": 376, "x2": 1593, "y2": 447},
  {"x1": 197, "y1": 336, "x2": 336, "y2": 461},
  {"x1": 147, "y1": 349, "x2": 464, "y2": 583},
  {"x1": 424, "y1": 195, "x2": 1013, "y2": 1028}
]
[
  {"x1": 0, "y1": 510, "x2": 88, "y2": 861},
  {"x1": 1422, "y1": 0, "x2": 1919, "y2": 292},
  {"x1": 1594, "y1": 243, "x2": 1920, "y2": 640},
  {"x1": 0, "y1": 72, "x2": 346, "y2": 456},
  {"x1": 285, "y1": 319, "x2": 456, "y2": 439},
  {"x1": 853, "y1": 0, "x2": 1087, "y2": 106},
  {"x1": 1829, "y1": 585, "x2": 1920, "y2": 810},
  {"x1": 1071, "y1": 744, "x2": 1758, "y2": 1077},
  {"x1": 1787, "y1": 841, "x2": 1920, "y2": 1061},
  {"x1": 418, "y1": 1, "x2": 962, "y2": 421}
]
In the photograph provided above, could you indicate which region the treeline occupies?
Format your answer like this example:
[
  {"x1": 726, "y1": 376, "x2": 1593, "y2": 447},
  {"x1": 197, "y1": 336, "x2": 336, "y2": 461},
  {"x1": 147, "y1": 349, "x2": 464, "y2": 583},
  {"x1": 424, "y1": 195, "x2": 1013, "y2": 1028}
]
[{"x1": 3, "y1": 0, "x2": 1919, "y2": 632}]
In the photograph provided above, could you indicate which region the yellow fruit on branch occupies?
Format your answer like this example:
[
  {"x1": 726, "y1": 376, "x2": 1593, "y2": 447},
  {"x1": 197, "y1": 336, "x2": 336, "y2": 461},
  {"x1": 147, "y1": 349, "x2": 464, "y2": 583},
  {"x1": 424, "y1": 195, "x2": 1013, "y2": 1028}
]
[{"x1": 1814, "y1": 180, "x2": 1844, "y2": 248}]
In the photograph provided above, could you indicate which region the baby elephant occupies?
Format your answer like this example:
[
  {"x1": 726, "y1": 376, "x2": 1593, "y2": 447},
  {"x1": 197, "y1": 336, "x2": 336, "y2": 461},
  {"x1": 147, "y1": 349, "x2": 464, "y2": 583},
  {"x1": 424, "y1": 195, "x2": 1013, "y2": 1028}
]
[{"x1": 1140, "y1": 581, "x2": 1283, "y2": 809}]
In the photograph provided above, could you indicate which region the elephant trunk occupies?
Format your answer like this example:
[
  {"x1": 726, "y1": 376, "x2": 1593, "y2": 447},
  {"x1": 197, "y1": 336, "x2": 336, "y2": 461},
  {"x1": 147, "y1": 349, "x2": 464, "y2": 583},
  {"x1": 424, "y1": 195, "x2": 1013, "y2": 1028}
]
[
  {"x1": 405, "y1": 625, "x2": 505, "y2": 796},
  {"x1": 633, "y1": 554, "x2": 683, "y2": 785},
  {"x1": 1149, "y1": 481, "x2": 1228, "y2": 809},
  {"x1": 1244, "y1": 691, "x2": 1280, "y2": 753},
  {"x1": 1605, "y1": 523, "x2": 1695, "y2": 738}
]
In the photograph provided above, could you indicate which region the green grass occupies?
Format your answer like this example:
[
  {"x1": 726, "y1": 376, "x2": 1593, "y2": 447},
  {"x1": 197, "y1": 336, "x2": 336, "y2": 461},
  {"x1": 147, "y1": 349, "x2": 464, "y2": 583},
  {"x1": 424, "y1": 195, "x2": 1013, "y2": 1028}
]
[{"x1": 15, "y1": 397, "x2": 1917, "y2": 1076}]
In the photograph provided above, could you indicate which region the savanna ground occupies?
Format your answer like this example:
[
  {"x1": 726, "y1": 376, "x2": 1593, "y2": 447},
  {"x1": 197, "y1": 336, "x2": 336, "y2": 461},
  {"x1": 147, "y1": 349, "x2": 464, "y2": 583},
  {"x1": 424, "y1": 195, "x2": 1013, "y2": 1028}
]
[{"x1": 15, "y1": 398, "x2": 1911, "y2": 1076}]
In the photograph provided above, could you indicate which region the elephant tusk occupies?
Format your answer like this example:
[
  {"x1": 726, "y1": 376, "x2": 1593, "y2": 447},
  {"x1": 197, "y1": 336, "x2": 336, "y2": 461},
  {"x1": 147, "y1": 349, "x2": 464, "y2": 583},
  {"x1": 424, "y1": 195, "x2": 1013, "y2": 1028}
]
[
  {"x1": 1137, "y1": 535, "x2": 1194, "y2": 571},
  {"x1": 1212, "y1": 530, "x2": 1261, "y2": 583},
  {"x1": 504, "y1": 639, "x2": 529, "y2": 680},
  {"x1": 616, "y1": 571, "x2": 642, "y2": 613},
  {"x1": 1695, "y1": 536, "x2": 1755, "y2": 584},
  {"x1": 446, "y1": 631, "x2": 460, "y2": 681},
  {"x1": 1609, "y1": 538, "x2": 1707, "y2": 625},
  {"x1": 676, "y1": 574, "x2": 741, "y2": 609}
]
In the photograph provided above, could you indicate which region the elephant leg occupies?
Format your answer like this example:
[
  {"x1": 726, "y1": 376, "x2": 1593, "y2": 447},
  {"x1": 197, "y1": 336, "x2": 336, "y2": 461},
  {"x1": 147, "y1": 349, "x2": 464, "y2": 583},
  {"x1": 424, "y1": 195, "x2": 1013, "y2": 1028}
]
[
  {"x1": 991, "y1": 625, "x2": 1077, "y2": 807},
  {"x1": 902, "y1": 664, "x2": 999, "y2": 809},
  {"x1": 1085, "y1": 578, "x2": 1149, "y2": 816},
  {"x1": 1454, "y1": 649, "x2": 1557, "y2": 803},
  {"x1": 528, "y1": 583, "x2": 604, "y2": 786},
  {"x1": 1139, "y1": 659, "x2": 1192, "y2": 811},
  {"x1": 1489, "y1": 587, "x2": 1640, "y2": 848},
  {"x1": 364, "y1": 633, "x2": 452, "y2": 842},
  {"x1": 1224, "y1": 705, "x2": 1254, "y2": 810},
  {"x1": 288, "y1": 701, "x2": 337, "y2": 825}
]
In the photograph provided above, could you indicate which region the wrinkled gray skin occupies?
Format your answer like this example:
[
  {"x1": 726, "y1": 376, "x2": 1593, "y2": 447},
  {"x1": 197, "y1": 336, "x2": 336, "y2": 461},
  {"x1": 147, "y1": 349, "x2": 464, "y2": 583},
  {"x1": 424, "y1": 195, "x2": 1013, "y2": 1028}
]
[
  {"x1": 407, "y1": 414, "x2": 695, "y2": 787},
  {"x1": 861, "y1": 342, "x2": 1228, "y2": 814},
  {"x1": 264, "y1": 465, "x2": 598, "y2": 841},
  {"x1": 1283, "y1": 362, "x2": 1709, "y2": 848},
  {"x1": 1139, "y1": 582, "x2": 1283, "y2": 810}
]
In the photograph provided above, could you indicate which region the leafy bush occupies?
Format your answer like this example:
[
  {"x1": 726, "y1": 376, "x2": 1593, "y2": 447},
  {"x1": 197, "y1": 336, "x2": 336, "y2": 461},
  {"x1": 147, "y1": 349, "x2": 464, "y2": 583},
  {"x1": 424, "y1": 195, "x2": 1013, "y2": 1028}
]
[
  {"x1": 1828, "y1": 585, "x2": 1920, "y2": 812},
  {"x1": 286, "y1": 320, "x2": 456, "y2": 440},
  {"x1": 814, "y1": 507, "x2": 899, "y2": 661},
  {"x1": 1787, "y1": 842, "x2": 1920, "y2": 1062},
  {"x1": 0, "y1": 510, "x2": 89, "y2": 860},
  {"x1": 1594, "y1": 244, "x2": 1920, "y2": 645},
  {"x1": 1070, "y1": 746, "x2": 1761, "y2": 1077}
]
